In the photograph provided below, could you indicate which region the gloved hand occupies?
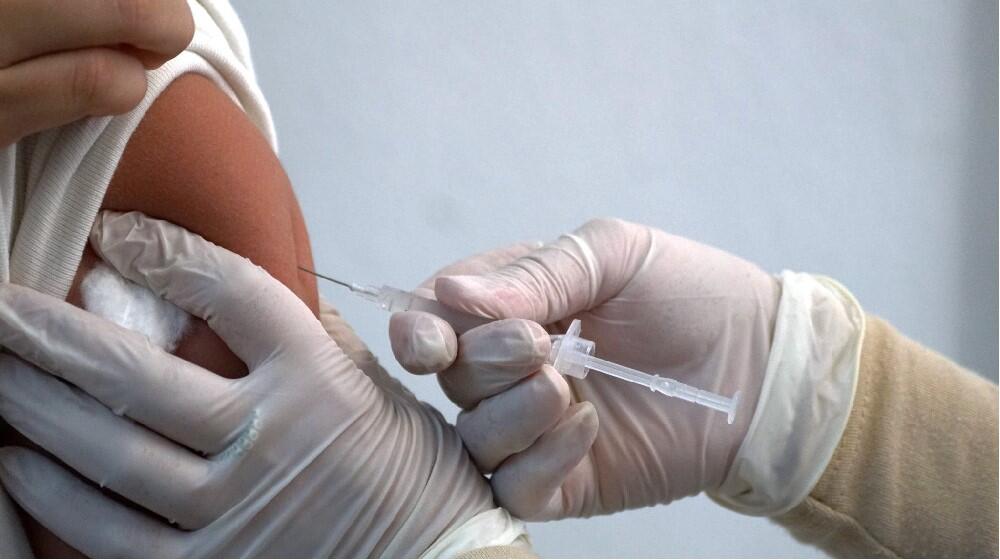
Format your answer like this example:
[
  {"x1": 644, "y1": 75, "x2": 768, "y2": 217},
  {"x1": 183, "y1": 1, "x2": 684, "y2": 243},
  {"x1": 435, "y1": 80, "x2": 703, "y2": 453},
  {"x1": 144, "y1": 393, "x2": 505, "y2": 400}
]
[
  {"x1": 389, "y1": 218, "x2": 781, "y2": 520},
  {"x1": 0, "y1": 0, "x2": 194, "y2": 147},
  {"x1": 0, "y1": 211, "x2": 504, "y2": 557}
]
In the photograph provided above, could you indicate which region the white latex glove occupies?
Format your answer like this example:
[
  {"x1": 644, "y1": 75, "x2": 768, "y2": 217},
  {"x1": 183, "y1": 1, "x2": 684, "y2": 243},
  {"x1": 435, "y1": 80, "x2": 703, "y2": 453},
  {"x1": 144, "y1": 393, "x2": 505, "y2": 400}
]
[
  {"x1": 0, "y1": 211, "x2": 501, "y2": 557},
  {"x1": 389, "y1": 218, "x2": 781, "y2": 520}
]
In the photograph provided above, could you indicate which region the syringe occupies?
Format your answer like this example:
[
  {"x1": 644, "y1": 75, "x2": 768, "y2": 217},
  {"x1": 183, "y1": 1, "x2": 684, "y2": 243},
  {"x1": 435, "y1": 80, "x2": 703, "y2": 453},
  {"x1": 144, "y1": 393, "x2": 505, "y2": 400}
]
[
  {"x1": 301, "y1": 267, "x2": 739, "y2": 423},
  {"x1": 550, "y1": 319, "x2": 739, "y2": 423},
  {"x1": 300, "y1": 267, "x2": 492, "y2": 334}
]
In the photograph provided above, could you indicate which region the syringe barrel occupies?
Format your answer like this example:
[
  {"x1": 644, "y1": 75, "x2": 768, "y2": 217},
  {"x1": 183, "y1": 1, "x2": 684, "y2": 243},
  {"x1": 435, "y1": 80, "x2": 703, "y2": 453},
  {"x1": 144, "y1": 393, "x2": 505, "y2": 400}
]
[
  {"x1": 377, "y1": 286, "x2": 492, "y2": 334},
  {"x1": 581, "y1": 352, "x2": 739, "y2": 424}
]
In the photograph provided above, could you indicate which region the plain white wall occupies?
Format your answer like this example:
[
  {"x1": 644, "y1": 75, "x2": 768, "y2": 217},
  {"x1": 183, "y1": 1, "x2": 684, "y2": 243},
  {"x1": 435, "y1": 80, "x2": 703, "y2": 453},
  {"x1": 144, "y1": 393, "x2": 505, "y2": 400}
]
[{"x1": 231, "y1": 1, "x2": 998, "y2": 557}]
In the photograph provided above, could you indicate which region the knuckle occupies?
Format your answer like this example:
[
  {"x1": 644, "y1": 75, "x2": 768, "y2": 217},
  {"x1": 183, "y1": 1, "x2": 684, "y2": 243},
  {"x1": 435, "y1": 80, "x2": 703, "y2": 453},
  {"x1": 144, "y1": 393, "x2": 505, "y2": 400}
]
[
  {"x1": 117, "y1": 0, "x2": 193, "y2": 56},
  {"x1": 462, "y1": 319, "x2": 548, "y2": 367},
  {"x1": 70, "y1": 51, "x2": 115, "y2": 108},
  {"x1": 581, "y1": 217, "x2": 616, "y2": 231},
  {"x1": 494, "y1": 318, "x2": 536, "y2": 347},
  {"x1": 579, "y1": 217, "x2": 630, "y2": 237},
  {"x1": 516, "y1": 320, "x2": 551, "y2": 362},
  {"x1": 115, "y1": 0, "x2": 155, "y2": 35}
]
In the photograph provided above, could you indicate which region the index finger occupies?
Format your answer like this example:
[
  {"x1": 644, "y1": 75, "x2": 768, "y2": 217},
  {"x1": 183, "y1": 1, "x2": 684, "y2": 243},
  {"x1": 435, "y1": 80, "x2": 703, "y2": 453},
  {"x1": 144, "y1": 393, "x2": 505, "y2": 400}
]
[
  {"x1": 390, "y1": 242, "x2": 543, "y2": 374},
  {"x1": 0, "y1": 0, "x2": 194, "y2": 68},
  {"x1": 0, "y1": 447, "x2": 186, "y2": 558},
  {"x1": 414, "y1": 242, "x2": 544, "y2": 294},
  {"x1": 0, "y1": 283, "x2": 249, "y2": 454}
]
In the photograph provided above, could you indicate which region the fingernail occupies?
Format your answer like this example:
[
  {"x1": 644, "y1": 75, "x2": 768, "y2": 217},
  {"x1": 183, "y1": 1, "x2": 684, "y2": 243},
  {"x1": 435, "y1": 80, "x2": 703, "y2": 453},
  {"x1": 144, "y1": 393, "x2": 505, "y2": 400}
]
[{"x1": 413, "y1": 314, "x2": 453, "y2": 352}]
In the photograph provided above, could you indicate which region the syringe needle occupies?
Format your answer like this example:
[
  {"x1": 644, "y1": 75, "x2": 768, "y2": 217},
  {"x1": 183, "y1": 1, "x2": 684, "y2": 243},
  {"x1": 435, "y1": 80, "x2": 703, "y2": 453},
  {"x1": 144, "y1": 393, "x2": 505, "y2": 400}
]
[
  {"x1": 297, "y1": 267, "x2": 492, "y2": 334},
  {"x1": 298, "y1": 266, "x2": 354, "y2": 290}
]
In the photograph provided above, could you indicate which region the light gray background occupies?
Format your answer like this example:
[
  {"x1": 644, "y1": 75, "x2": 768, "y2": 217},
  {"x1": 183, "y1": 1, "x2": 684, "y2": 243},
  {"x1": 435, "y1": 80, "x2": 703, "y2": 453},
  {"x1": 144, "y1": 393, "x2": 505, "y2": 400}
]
[{"x1": 233, "y1": 1, "x2": 998, "y2": 557}]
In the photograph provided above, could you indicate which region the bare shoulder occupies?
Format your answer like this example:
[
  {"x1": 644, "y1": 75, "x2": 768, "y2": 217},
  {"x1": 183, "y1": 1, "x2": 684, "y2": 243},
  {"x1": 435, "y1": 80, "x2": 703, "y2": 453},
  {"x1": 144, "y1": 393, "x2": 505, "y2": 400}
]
[{"x1": 101, "y1": 72, "x2": 318, "y2": 312}]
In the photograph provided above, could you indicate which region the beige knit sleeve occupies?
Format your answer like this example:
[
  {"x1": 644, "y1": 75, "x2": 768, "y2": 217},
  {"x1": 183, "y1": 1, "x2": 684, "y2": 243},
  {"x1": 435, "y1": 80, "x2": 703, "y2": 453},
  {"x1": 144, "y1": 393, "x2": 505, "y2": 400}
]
[
  {"x1": 774, "y1": 316, "x2": 998, "y2": 558},
  {"x1": 455, "y1": 544, "x2": 539, "y2": 559}
]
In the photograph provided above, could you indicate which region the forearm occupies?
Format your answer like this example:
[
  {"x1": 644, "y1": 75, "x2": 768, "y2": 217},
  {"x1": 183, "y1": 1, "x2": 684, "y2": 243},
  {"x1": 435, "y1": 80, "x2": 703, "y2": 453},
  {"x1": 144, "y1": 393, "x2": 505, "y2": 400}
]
[{"x1": 774, "y1": 316, "x2": 999, "y2": 558}]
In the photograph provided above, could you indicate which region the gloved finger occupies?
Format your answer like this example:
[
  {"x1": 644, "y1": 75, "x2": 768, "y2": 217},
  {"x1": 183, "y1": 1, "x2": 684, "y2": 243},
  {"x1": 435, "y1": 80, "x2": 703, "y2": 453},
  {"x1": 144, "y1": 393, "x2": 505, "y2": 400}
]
[
  {"x1": 456, "y1": 365, "x2": 570, "y2": 472},
  {"x1": 491, "y1": 402, "x2": 599, "y2": 521},
  {"x1": 0, "y1": 48, "x2": 147, "y2": 147},
  {"x1": 0, "y1": 355, "x2": 215, "y2": 529},
  {"x1": 435, "y1": 218, "x2": 648, "y2": 324},
  {"x1": 389, "y1": 243, "x2": 543, "y2": 375},
  {"x1": 0, "y1": 0, "x2": 194, "y2": 68},
  {"x1": 414, "y1": 242, "x2": 544, "y2": 293},
  {"x1": 389, "y1": 311, "x2": 457, "y2": 374},
  {"x1": 437, "y1": 319, "x2": 551, "y2": 409},
  {"x1": 0, "y1": 447, "x2": 184, "y2": 558},
  {"x1": 0, "y1": 284, "x2": 250, "y2": 454},
  {"x1": 90, "y1": 211, "x2": 322, "y2": 368},
  {"x1": 318, "y1": 300, "x2": 421, "y2": 405}
]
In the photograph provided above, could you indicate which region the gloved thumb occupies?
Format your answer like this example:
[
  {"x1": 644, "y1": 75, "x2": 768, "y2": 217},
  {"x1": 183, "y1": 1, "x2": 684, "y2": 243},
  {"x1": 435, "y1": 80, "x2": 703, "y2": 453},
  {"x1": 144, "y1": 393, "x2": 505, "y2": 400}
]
[
  {"x1": 435, "y1": 218, "x2": 648, "y2": 325},
  {"x1": 90, "y1": 210, "x2": 323, "y2": 368}
]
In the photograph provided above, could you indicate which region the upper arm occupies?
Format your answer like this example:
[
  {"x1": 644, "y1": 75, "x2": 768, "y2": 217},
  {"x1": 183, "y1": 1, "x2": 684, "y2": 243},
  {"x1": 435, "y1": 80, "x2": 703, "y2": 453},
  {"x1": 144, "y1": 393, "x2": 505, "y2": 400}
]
[
  {"x1": 102, "y1": 72, "x2": 318, "y2": 313},
  {"x1": 66, "y1": 72, "x2": 319, "y2": 379}
]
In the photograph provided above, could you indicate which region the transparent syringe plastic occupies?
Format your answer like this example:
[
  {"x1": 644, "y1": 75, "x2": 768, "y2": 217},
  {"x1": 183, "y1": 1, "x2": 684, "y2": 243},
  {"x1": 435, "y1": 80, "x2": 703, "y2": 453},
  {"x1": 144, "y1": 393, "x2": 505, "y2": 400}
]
[
  {"x1": 550, "y1": 320, "x2": 740, "y2": 424},
  {"x1": 341, "y1": 282, "x2": 494, "y2": 334},
  {"x1": 301, "y1": 268, "x2": 740, "y2": 423}
]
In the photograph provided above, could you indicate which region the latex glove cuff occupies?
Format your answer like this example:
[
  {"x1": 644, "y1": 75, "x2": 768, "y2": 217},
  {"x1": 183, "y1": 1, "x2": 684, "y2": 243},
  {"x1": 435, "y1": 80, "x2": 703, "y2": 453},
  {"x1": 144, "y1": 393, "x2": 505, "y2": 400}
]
[
  {"x1": 421, "y1": 508, "x2": 530, "y2": 558},
  {"x1": 710, "y1": 271, "x2": 865, "y2": 516}
]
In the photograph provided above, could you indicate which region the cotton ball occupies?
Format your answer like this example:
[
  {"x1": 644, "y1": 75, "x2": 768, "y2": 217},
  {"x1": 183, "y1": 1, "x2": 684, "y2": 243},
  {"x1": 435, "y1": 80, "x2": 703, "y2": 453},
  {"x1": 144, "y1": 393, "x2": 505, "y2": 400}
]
[{"x1": 80, "y1": 263, "x2": 191, "y2": 352}]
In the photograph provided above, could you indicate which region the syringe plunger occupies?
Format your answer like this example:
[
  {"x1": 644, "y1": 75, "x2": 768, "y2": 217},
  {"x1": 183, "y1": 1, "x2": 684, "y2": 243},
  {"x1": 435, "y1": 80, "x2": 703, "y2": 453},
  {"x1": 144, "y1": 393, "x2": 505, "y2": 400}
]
[{"x1": 550, "y1": 320, "x2": 739, "y2": 424}]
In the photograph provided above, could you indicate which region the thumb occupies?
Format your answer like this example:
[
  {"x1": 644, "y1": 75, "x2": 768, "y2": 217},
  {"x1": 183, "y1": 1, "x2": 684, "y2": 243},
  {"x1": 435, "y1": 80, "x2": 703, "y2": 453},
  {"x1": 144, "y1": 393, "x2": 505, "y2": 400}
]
[
  {"x1": 90, "y1": 210, "x2": 321, "y2": 367},
  {"x1": 435, "y1": 218, "x2": 648, "y2": 324}
]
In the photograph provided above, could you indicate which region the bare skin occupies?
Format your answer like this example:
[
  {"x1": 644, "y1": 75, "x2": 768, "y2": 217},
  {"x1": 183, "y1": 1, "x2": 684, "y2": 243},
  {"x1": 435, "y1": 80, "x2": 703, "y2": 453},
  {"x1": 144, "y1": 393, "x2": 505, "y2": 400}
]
[{"x1": 0, "y1": 0, "x2": 195, "y2": 147}]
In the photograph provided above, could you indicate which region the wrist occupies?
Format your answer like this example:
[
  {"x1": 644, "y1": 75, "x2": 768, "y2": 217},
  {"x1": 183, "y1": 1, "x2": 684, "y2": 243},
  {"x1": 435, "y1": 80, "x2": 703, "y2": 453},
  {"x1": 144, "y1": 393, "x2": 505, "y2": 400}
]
[{"x1": 709, "y1": 271, "x2": 865, "y2": 516}]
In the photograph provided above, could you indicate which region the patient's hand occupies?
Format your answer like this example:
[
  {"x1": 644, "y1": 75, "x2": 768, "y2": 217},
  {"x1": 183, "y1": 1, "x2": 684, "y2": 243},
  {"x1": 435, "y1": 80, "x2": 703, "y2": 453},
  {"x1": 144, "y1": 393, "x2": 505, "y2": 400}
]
[{"x1": 0, "y1": 0, "x2": 194, "y2": 147}]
